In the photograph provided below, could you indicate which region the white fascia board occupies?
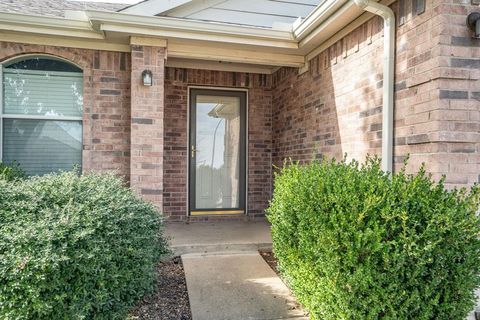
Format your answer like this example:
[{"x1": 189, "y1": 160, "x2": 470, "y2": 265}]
[
  {"x1": 299, "y1": 1, "x2": 360, "y2": 51},
  {"x1": 0, "y1": 12, "x2": 90, "y2": 30},
  {"x1": 299, "y1": 0, "x2": 394, "y2": 58},
  {"x1": 85, "y1": 10, "x2": 296, "y2": 42},
  {"x1": 100, "y1": 23, "x2": 297, "y2": 49},
  {"x1": 0, "y1": 12, "x2": 103, "y2": 39},
  {"x1": 119, "y1": 0, "x2": 192, "y2": 15},
  {"x1": 293, "y1": 0, "x2": 349, "y2": 40}
]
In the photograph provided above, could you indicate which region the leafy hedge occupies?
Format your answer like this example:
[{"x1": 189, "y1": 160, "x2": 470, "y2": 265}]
[
  {"x1": 267, "y1": 157, "x2": 480, "y2": 320},
  {"x1": 0, "y1": 161, "x2": 26, "y2": 181},
  {"x1": 0, "y1": 171, "x2": 169, "y2": 319}
]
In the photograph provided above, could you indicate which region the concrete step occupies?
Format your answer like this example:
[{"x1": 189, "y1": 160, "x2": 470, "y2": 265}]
[
  {"x1": 172, "y1": 242, "x2": 272, "y2": 256},
  {"x1": 165, "y1": 220, "x2": 272, "y2": 255}
]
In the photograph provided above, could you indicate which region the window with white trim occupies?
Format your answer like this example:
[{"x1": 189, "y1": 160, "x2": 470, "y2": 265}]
[{"x1": 0, "y1": 56, "x2": 83, "y2": 175}]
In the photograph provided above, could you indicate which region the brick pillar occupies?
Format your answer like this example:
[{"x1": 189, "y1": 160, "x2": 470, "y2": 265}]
[{"x1": 130, "y1": 44, "x2": 166, "y2": 209}]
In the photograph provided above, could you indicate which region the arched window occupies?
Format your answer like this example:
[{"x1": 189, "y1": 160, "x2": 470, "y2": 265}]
[{"x1": 1, "y1": 56, "x2": 83, "y2": 175}]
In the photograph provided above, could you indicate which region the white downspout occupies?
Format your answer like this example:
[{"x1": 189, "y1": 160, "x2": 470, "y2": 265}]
[{"x1": 352, "y1": 0, "x2": 395, "y2": 172}]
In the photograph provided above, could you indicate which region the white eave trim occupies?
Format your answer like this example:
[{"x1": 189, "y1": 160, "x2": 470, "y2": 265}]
[
  {"x1": 0, "y1": 12, "x2": 104, "y2": 39},
  {"x1": 293, "y1": 0, "x2": 350, "y2": 41},
  {"x1": 0, "y1": 11, "x2": 90, "y2": 30},
  {"x1": 85, "y1": 10, "x2": 296, "y2": 42},
  {"x1": 0, "y1": 10, "x2": 297, "y2": 50}
]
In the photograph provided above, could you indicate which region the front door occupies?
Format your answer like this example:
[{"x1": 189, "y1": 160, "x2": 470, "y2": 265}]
[{"x1": 189, "y1": 89, "x2": 247, "y2": 216}]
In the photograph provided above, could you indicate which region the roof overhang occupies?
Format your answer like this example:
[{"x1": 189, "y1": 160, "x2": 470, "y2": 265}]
[
  {"x1": 0, "y1": 12, "x2": 103, "y2": 39},
  {"x1": 85, "y1": 10, "x2": 297, "y2": 49},
  {"x1": 0, "y1": 0, "x2": 394, "y2": 74}
]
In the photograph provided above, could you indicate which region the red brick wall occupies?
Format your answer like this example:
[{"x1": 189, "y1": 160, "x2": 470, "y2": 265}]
[
  {"x1": 164, "y1": 68, "x2": 272, "y2": 221},
  {"x1": 272, "y1": 14, "x2": 386, "y2": 166},
  {"x1": 130, "y1": 45, "x2": 166, "y2": 208},
  {"x1": 395, "y1": 0, "x2": 480, "y2": 188},
  {"x1": 90, "y1": 51, "x2": 131, "y2": 179},
  {"x1": 0, "y1": 42, "x2": 131, "y2": 178},
  {"x1": 272, "y1": 0, "x2": 480, "y2": 189},
  {"x1": 272, "y1": 9, "x2": 392, "y2": 166}
]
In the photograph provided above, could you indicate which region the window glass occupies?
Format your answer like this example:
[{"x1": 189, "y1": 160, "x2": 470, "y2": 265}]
[
  {"x1": 5, "y1": 57, "x2": 82, "y2": 72},
  {"x1": 2, "y1": 119, "x2": 82, "y2": 175},
  {"x1": 3, "y1": 70, "x2": 83, "y2": 117},
  {"x1": 195, "y1": 95, "x2": 241, "y2": 209}
]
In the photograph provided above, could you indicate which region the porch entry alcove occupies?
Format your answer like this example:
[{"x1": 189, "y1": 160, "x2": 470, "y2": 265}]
[{"x1": 188, "y1": 88, "x2": 247, "y2": 216}]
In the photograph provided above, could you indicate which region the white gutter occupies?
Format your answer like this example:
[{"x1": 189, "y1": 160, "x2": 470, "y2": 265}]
[
  {"x1": 293, "y1": 0, "x2": 349, "y2": 41},
  {"x1": 352, "y1": 0, "x2": 395, "y2": 173},
  {"x1": 0, "y1": 12, "x2": 104, "y2": 39}
]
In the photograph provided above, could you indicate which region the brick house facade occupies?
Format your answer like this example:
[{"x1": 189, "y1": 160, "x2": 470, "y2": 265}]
[
  {"x1": 0, "y1": 0, "x2": 479, "y2": 221},
  {"x1": 272, "y1": 0, "x2": 480, "y2": 190}
]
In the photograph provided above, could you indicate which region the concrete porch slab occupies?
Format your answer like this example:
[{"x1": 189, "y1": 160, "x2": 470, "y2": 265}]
[
  {"x1": 165, "y1": 220, "x2": 272, "y2": 255},
  {"x1": 182, "y1": 252, "x2": 306, "y2": 320}
]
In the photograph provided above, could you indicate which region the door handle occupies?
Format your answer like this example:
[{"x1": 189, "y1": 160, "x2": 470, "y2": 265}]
[{"x1": 191, "y1": 145, "x2": 197, "y2": 158}]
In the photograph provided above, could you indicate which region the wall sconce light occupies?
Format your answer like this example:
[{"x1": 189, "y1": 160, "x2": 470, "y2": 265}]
[
  {"x1": 142, "y1": 70, "x2": 153, "y2": 86},
  {"x1": 467, "y1": 12, "x2": 480, "y2": 38}
]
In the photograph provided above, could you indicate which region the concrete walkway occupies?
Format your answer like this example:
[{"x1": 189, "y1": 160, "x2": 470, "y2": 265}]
[
  {"x1": 165, "y1": 220, "x2": 306, "y2": 320},
  {"x1": 182, "y1": 252, "x2": 306, "y2": 320}
]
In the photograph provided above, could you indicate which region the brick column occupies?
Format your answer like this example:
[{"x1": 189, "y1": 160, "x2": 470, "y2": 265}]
[{"x1": 130, "y1": 44, "x2": 166, "y2": 209}]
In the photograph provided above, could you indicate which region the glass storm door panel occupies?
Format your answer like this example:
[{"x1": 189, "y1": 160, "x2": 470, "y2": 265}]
[{"x1": 189, "y1": 89, "x2": 246, "y2": 215}]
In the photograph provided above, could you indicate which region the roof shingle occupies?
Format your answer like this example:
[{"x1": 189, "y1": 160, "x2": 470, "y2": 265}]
[{"x1": 0, "y1": 0, "x2": 128, "y2": 17}]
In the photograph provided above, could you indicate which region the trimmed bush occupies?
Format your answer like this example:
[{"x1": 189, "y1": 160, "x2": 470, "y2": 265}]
[
  {"x1": 267, "y1": 157, "x2": 480, "y2": 320},
  {"x1": 0, "y1": 171, "x2": 169, "y2": 319},
  {"x1": 0, "y1": 161, "x2": 26, "y2": 181}
]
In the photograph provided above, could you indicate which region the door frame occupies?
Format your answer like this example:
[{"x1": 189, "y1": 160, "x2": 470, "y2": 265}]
[{"x1": 187, "y1": 86, "x2": 248, "y2": 216}]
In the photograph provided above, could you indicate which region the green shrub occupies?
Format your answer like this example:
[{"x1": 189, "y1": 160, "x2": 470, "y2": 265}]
[
  {"x1": 267, "y1": 157, "x2": 480, "y2": 320},
  {"x1": 0, "y1": 161, "x2": 26, "y2": 181},
  {"x1": 0, "y1": 171, "x2": 169, "y2": 319}
]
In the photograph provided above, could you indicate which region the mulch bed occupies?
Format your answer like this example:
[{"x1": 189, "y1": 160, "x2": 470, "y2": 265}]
[
  {"x1": 129, "y1": 257, "x2": 192, "y2": 320},
  {"x1": 260, "y1": 250, "x2": 280, "y2": 275}
]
